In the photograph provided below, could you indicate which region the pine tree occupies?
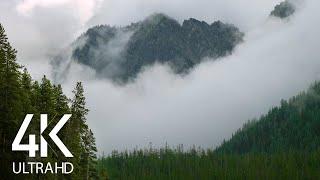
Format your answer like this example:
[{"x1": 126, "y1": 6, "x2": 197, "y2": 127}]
[
  {"x1": 0, "y1": 23, "x2": 8, "y2": 153},
  {"x1": 71, "y1": 82, "x2": 98, "y2": 179},
  {"x1": 0, "y1": 22, "x2": 22, "y2": 150},
  {"x1": 21, "y1": 68, "x2": 34, "y2": 116},
  {"x1": 82, "y1": 129, "x2": 98, "y2": 179},
  {"x1": 69, "y1": 82, "x2": 88, "y2": 179},
  {"x1": 0, "y1": 23, "x2": 25, "y2": 178},
  {"x1": 39, "y1": 76, "x2": 56, "y2": 115},
  {"x1": 53, "y1": 84, "x2": 72, "y2": 180}
]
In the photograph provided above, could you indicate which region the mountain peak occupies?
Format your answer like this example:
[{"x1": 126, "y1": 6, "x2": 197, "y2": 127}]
[
  {"x1": 270, "y1": 0, "x2": 295, "y2": 19},
  {"x1": 147, "y1": 13, "x2": 170, "y2": 21},
  {"x1": 69, "y1": 14, "x2": 244, "y2": 83},
  {"x1": 182, "y1": 18, "x2": 210, "y2": 30},
  {"x1": 143, "y1": 13, "x2": 178, "y2": 25}
]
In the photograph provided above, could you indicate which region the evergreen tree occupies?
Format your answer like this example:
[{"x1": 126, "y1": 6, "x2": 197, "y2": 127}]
[
  {"x1": 71, "y1": 82, "x2": 98, "y2": 179},
  {"x1": 82, "y1": 129, "x2": 98, "y2": 180},
  {"x1": 0, "y1": 23, "x2": 25, "y2": 178},
  {"x1": 20, "y1": 68, "x2": 35, "y2": 116},
  {"x1": 53, "y1": 84, "x2": 72, "y2": 180},
  {"x1": 70, "y1": 82, "x2": 88, "y2": 179},
  {"x1": 0, "y1": 23, "x2": 98, "y2": 179}
]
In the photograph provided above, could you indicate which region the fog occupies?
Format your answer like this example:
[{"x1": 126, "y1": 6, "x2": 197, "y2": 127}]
[
  {"x1": 88, "y1": 0, "x2": 283, "y2": 31},
  {"x1": 1, "y1": 0, "x2": 320, "y2": 154}
]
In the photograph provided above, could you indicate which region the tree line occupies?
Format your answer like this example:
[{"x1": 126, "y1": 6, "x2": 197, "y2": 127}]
[
  {"x1": 98, "y1": 81, "x2": 320, "y2": 179},
  {"x1": 0, "y1": 23, "x2": 98, "y2": 179},
  {"x1": 98, "y1": 146, "x2": 320, "y2": 179}
]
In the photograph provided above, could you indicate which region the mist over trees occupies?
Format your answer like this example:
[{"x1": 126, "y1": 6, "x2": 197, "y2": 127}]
[
  {"x1": 0, "y1": 23, "x2": 97, "y2": 179},
  {"x1": 216, "y1": 82, "x2": 320, "y2": 154},
  {"x1": 97, "y1": 81, "x2": 320, "y2": 179}
]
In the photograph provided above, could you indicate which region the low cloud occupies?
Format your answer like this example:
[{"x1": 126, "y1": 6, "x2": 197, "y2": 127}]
[
  {"x1": 58, "y1": 0, "x2": 320, "y2": 154},
  {"x1": 88, "y1": 0, "x2": 282, "y2": 31},
  {"x1": 16, "y1": 0, "x2": 103, "y2": 24},
  {"x1": 2, "y1": 0, "x2": 320, "y2": 154}
]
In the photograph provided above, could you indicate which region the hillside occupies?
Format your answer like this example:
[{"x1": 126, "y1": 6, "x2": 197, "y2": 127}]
[
  {"x1": 71, "y1": 13, "x2": 244, "y2": 83},
  {"x1": 216, "y1": 82, "x2": 320, "y2": 154}
]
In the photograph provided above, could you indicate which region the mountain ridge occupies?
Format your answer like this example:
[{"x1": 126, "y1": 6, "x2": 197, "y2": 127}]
[{"x1": 71, "y1": 13, "x2": 244, "y2": 83}]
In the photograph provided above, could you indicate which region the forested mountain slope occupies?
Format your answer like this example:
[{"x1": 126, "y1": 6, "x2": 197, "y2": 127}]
[{"x1": 216, "y1": 82, "x2": 320, "y2": 154}]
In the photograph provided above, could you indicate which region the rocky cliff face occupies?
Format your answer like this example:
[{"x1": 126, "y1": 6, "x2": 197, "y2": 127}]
[{"x1": 71, "y1": 13, "x2": 244, "y2": 83}]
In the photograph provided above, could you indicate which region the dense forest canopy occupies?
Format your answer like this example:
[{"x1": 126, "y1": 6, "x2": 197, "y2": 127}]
[{"x1": 98, "y1": 147, "x2": 320, "y2": 179}]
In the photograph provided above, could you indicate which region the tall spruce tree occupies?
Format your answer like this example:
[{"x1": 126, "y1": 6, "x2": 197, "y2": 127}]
[
  {"x1": 0, "y1": 23, "x2": 25, "y2": 179},
  {"x1": 53, "y1": 84, "x2": 72, "y2": 180},
  {"x1": 82, "y1": 129, "x2": 98, "y2": 180},
  {"x1": 71, "y1": 82, "x2": 98, "y2": 179},
  {"x1": 70, "y1": 82, "x2": 88, "y2": 179},
  {"x1": 21, "y1": 68, "x2": 34, "y2": 115}
]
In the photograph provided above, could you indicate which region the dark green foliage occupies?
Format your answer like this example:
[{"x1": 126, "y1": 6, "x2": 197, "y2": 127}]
[
  {"x1": 81, "y1": 129, "x2": 98, "y2": 180},
  {"x1": 270, "y1": 1, "x2": 295, "y2": 18},
  {"x1": 98, "y1": 147, "x2": 320, "y2": 180},
  {"x1": 71, "y1": 82, "x2": 98, "y2": 179},
  {"x1": 72, "y1": 13, "x2": 244, "y2": 83},
  {"x1": 216, "y1": 82, "x2": 320, "y2": 154},
  {"x1": 0, "y1": 23, "x2": 98, "y2": 179},
  {"x1": 0, "y1": 23, "x2": 25, "y2": 179}
]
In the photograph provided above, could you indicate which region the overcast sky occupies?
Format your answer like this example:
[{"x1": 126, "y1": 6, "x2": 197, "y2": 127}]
[{"x1": 1, "y1": 0, "x2": 320, "y2": 154}]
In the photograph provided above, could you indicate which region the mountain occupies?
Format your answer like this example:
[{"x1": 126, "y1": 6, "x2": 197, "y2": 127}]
[
  {"x1": 71, "y1": 13, "x2": 244, "y2": 83},
  {"x1": 216, "y1": 82, "x2": 320, "y2": 154},
  {"x1": 270, "y1": 0, "x2": 295, "y2": 18}
]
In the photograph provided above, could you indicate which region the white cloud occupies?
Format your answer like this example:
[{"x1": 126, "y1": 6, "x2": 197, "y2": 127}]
[
  {"x1": 16, "y1": 0, "x2": 103, "y2": 24},
  {"x1": 58, "y1": 0, "x2": 320, "y2": 154},
  {"x1": 88, "y1": 0, "x2": 283, "y2": 31},
  {"x1": 3, "y1": 0, "x2": 320, "y2": 155}
]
